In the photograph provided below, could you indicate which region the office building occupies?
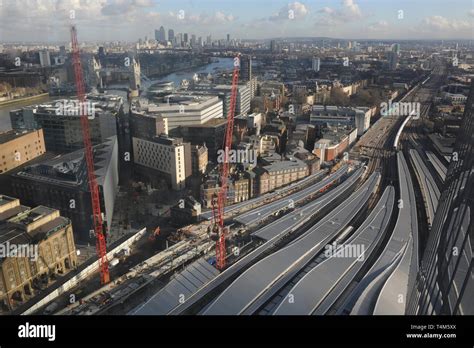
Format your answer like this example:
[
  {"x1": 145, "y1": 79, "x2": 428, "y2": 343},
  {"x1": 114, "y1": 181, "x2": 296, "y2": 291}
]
[
  {"x1": 132, "y1": 134, "x2": 191, "y2": 191},
  {"x1": 155, "y1": 26, "x2": 166, "y2": 42},
  {"x1": 130, "y1": 111, "x2": 168, "y2": 140},
  {"x1": 168, "y1": 29, "x2": 175, "y2": 43},
  {"x1": 392, "y1": 43, "x2": 401, "y2": 55},
  {"x1": 10, "y1": 137, "x2": 119, "y2": 242},
  {"x1": 0, "y1": 129, "x2": 45, "y2": 174},
  {"x1": 0, "y1": 196, "x2": 77, "y2": 311},
  {"x1": 38, "y1": 50, "x2": 51, "y2": 67},
  {"x1": 213, "y1": 84, "x2": 251, "y2": 115},
  {"x1": 270, "y1": 40, "x2": 278, "y2": 53},
  {"x1": 312, "y1": 57, "x2": 321, "y2": 72},
  {"x1": 132, "y1": 94, "x2": 223, "y2": 131},
  {"x1": 171, "y1": 118, "x2": 226, "y2": 161},
  {"x1": 10, "y1": 94, "x2": 123, "y2": 153},
  {"x1": 240, "y1": 55, "x2": 252, "y2": 82},
  {"x1": 387, "y1": 51, "x2": 399, "y2": 70},
  {"x1": 310, "y1": 105, "x2": 373, "y2": 136}
]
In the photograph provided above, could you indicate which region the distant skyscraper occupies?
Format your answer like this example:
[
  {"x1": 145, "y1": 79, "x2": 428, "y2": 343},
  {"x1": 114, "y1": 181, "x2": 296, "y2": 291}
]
[
  {"x1": 240, "y1": 55, "x2": 252, "y2": 81},
  {"x1": 312, "y1": 57, "x2": 320, "y2": 72},
  {"x1": 38, "y1": 50, "x2": 51, "y2": 67},
  {"x1": 387, "y1": 51, "x2": 398, "y2": 70},
  {"x1": 270, "y1": 40, "x2": 278, "y2": 53},
  {"x1": 392, "y1": 43, "x2": 401, "y2": 55},
  {"x1": 168, "y1": 29, "x2": 175, "y2": 42},
  {"x1": 227, "y1": 34, "x2": 230, "y2": 43},
  {"x1": 408, "y1": 80, "x2": 474, "y2": 315},
  {"x1": 206, "y1": 35, "x2": 212, "y2": 45},
  {"x1": 183, "y1": 33, "x2": 188, "y2": 44},
  {"x1": 155, "y1": 26, "x2": 166, "y2": 42},
  {"x1": 191, "y1": 34, "x2": 196, "y2": 46}
]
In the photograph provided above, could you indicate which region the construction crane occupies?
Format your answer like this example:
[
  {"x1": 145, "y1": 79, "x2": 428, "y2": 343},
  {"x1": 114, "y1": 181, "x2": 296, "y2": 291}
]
[
  {"x1": 70, "y1": 25, "x2": 110, "y2": 285},
  {"x1": 211, "y1": 55, "x2": 240, "y2": 270}
]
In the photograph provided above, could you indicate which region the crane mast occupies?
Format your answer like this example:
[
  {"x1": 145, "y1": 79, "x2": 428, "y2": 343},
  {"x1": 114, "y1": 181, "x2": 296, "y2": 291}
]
[
  {"x1": 70, "y1": 25, "x2": 110, "y2": 284},
  {"x1": 212, "y1": 55, "x2": 240, "y2": 270}
]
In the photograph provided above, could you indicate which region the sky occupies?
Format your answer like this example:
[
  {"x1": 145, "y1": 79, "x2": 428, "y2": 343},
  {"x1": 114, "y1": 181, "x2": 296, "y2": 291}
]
[{"x1": 0, "y1": 0, "x2": 473, "y2": 42}]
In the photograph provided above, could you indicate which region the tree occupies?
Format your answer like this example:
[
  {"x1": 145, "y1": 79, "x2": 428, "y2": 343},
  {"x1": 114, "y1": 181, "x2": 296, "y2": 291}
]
[{"x1": 329, "y1": 87, "x2": 350, "y2": 106}]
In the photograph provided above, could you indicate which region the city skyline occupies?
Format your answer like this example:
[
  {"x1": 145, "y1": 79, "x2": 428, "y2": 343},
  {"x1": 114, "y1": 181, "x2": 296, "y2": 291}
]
[{"x1": 0, "y1": 0, "x2": 473, "y2": 43}]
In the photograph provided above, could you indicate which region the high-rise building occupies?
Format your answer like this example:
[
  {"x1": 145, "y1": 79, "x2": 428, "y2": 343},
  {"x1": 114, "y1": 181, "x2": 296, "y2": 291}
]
[
  {"x1": 183, "y1": 33, "x2": 188, "y2": 44},
  {"x1": 270, "y1": 40, "x2": 278, "y2": 53},
  {"x1": 168, "y1": 29, "x2": 175, "y2": 43},
  {"x1": 227, "y1": 34, "x2": 230, "y2": 43},
  {"x1": 155, "y1": 26, "x2": 166, "y2": 42},
  {"x1": 240, "y1": 55, "x2": 252, "y2": 82},
  {"x1": 132, "y1": 134, "x2": 191, "y2": 190},
  {"x1": 392, "y1": 43, "x2": 401, "y2": 55},
  {"x1": 38, "y1": 50, "x2": 51, "y2": 67},
  {"x1": 407, "y1": 80, "x2": 474, "y2": 315},
  {"x1": 312, "y1": 57, "x2": 321, "y2": 72},
  {"x1": 387, "y1": 51, "x2": 398, "y2": 70}
]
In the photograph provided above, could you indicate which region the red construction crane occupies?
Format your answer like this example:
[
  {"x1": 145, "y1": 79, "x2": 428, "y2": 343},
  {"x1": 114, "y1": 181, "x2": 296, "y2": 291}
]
[
  {"x1": 211, "y1": 55, "x2": 240, "y2": 270},
  {"x1": 70, "y1": 25, "x2": 110, "y2": 285}
]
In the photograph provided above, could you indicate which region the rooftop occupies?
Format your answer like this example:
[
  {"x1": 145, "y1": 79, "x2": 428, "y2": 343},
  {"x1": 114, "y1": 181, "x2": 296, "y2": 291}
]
[
  {"x1": 0, "y1": 201, "x2": 69, "y2": 249},
  {"x1": 0, "y1": 129, "x2": 37, "y2": 145},
  {"x1": 183, "y1": 118, "x2": 227, "y2": 128},
  {"x1": 0, "y1": 194, "x2": 17, "y2": 208},
  {"x1": 13, "y1": 136, "x2": 117, "y2": 189},
  {"x1": 263, "y1": 157, "x2": 307, "y2": 173}
]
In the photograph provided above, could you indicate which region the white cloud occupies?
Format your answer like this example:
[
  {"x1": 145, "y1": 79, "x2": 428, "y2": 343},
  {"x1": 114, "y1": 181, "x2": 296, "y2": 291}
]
[
  {"x1": 269, "y1": 2, "x2": 309, "y2": 21},
  {"x1": 422, "y1": 15, "x2": 471, "y2": 31},
  {"x1": 167, "y1": 10, "x2": 235, "y2": 25},
  {"x1": 368, "y1": 20, "x2": 389, "y2": 32},
  {"x1": 317, "y1": 0, "x2": 363, "y2": 26}
]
